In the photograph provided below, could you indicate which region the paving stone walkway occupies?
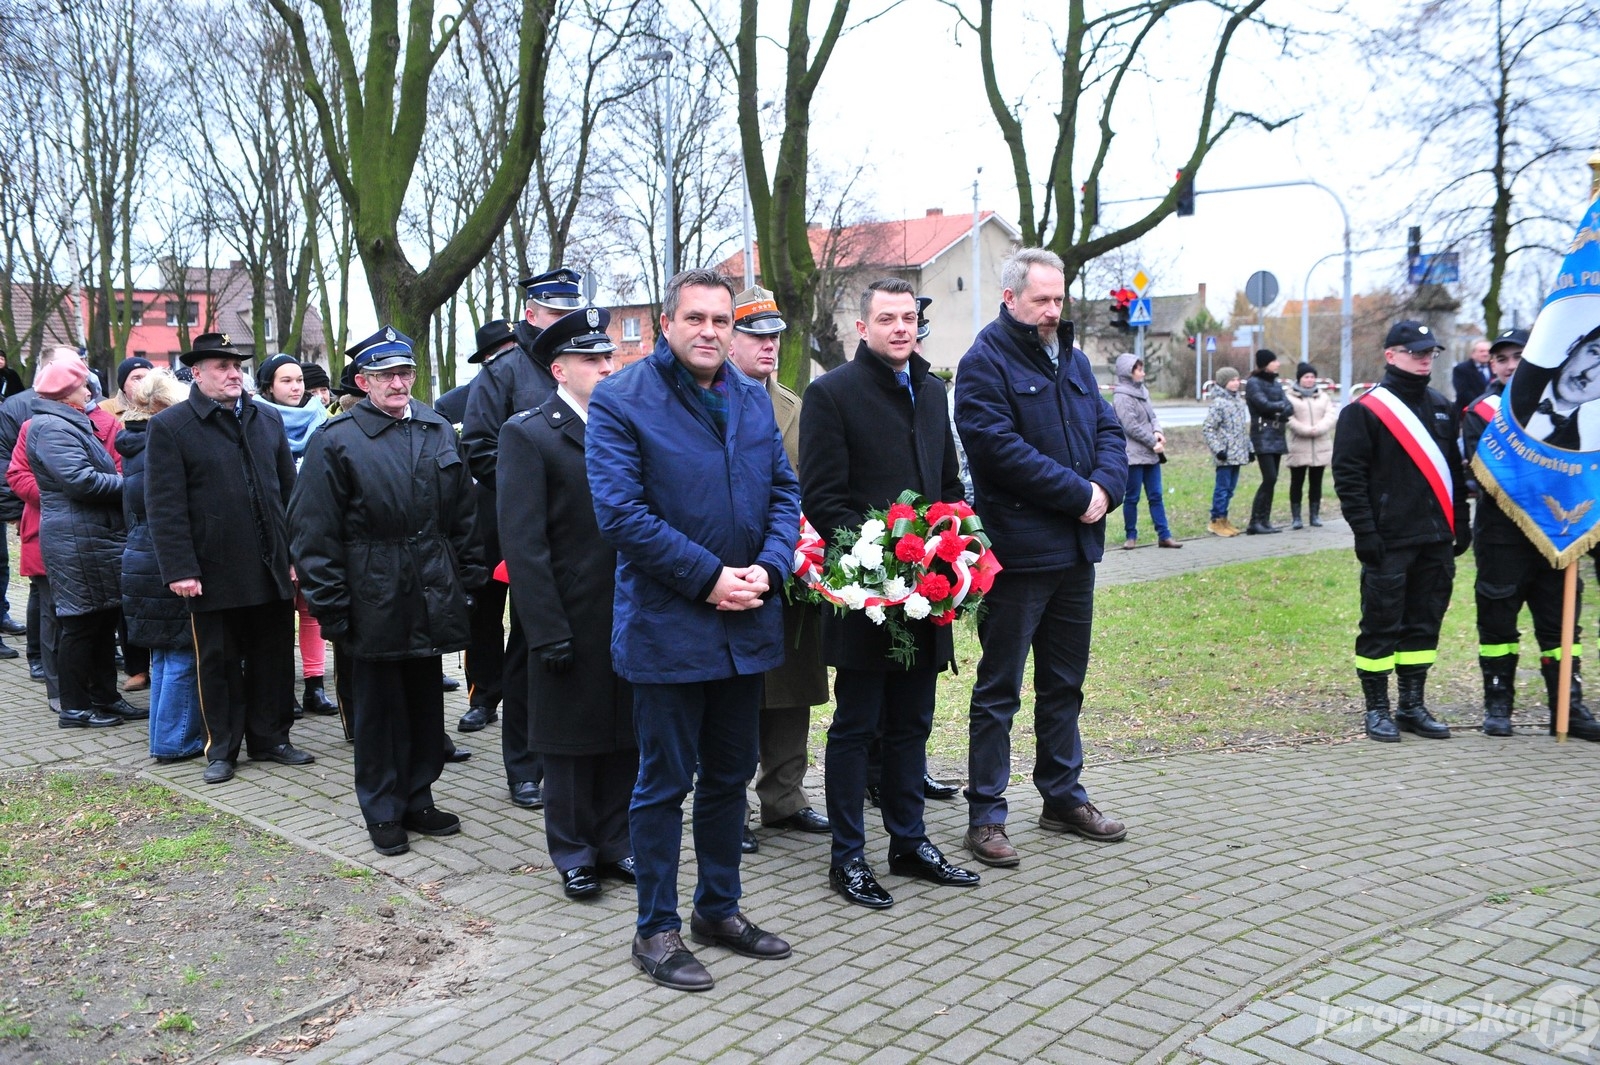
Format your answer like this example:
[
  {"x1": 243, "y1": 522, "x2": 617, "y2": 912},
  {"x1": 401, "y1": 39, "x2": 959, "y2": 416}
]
[{"x1": 4, "y1": 521, "x2": 1598, "y2": 1064}]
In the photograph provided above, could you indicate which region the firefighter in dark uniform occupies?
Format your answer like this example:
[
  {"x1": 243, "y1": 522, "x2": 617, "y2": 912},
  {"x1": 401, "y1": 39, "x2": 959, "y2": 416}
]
[
  {"x1": 1332, "y1": 320, "x2": 1471, "y2": 742},
  {"x1": 289, "y1": 327, "x2": 486, "y2": 856},
  {"x1": 1463, "y1": 329, "x2": 1600, "y2": 740},
  {"x1": 461, "y1": 269, "x2": 585, "y2": 810}
]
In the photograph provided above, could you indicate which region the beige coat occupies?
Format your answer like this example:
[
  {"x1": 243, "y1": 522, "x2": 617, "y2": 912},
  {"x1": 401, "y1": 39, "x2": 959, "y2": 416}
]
[{"x1": 1285, "y1": 386, "x2": 1336, "y2": 468}]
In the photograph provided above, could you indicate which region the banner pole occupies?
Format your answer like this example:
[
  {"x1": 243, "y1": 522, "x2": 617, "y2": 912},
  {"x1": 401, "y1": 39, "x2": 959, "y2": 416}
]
[{"x1": 1557, "y1": 562, "x2": 1578, "y2": 742}]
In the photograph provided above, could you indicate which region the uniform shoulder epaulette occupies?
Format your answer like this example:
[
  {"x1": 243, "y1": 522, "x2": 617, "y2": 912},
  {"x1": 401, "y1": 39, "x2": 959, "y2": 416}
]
[{"x1": 511, "y1": 408, "x2": 537, "y2": 423}]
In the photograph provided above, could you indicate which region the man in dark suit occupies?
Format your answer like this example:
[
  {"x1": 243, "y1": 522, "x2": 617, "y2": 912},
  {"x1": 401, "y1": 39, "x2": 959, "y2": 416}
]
[
  {"x1": 462, "y1": 272, "x2": 583, "y2": 810},
  {"x1": 800, "y1": 277, "x2": 981, "y2": 910},
  {"x1": 498, "y1": 308, "x2": 637, "y2": 899},
  {"x1": 1452, "y1": 338, "x2": 1493, "y2": 411},
  {"x1": 955, "y1": 249, "x2": 1130, "y2": 868},
  {"x1": 145, "y1": 332, "x2": 312, "y2": 785}
]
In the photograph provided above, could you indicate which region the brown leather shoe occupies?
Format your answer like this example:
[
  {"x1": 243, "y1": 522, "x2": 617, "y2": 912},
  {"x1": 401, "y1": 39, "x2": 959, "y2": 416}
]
[
  {"x1": 688, "y1": 910, "x2": 791, "y2": 959},
  {"x1": 631, "y1": 931, "x2": 713, "y2": 991},
  {"x1": 1158, "y1": 537, "x2": 1183, "y2": 549},
  {"x1": 965, "y1": 823, "x2": 1020, "y2": 867},
  {"x1": 1039, "y1": 801, "x2": 1127, "y2": 842}
]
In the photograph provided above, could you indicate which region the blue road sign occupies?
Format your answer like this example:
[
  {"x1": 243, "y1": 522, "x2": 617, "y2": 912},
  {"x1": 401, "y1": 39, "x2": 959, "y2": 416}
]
[
  {"x1": 1128, "y1": 297, "x2": 1153, "y2": 327},
  {"x1": 1205, "y1": 336, "x2": 1216, "y2": 353}
]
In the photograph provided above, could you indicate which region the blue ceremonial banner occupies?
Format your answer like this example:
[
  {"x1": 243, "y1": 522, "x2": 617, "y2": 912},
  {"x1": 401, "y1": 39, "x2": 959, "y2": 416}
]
[{"x1": 1473, "y1": 194, "x2": 1600, "y2": 566}]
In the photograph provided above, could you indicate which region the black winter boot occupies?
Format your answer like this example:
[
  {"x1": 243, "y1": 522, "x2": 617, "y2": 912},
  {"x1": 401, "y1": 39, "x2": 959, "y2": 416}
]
[
  {"x1": 1394, "y1": 666, "x2": 1451, "y2": 738},
  {"x1": 1361, "y1": 672, "x2": 1399, "y2": 742},
  {"x1": 1541, "y1": 658, "x2": 1600, "y2": 741},
  {"x1": 1481, "y1": 656, "x2": 1515, "y2": 737},
  {"x1": 303, "y1": 676, "x2": 338, "y2": 716},
  {"x1": 1291, "y1": 503, "x2": 1303, "y2": 530},
  {"x1": 1309, "y1": 500, "x2": 1323, "y2": 526},
  {"x1": 1245, "y1": 499, "x2": 1281, "y2": 536}
]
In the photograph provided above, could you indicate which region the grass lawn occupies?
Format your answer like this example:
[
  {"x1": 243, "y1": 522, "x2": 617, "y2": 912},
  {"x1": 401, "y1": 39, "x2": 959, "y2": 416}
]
[
  {"x1": 1133, "y1": 424, "x2": 1342, "y2": 539},
  {"x1": 809, "y1": 546, "x2": 1557, "y2": 779}
]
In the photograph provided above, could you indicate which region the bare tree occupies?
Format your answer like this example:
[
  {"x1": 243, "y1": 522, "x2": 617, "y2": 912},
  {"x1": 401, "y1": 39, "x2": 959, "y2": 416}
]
[
  {"x1": 1369, "y1": 0, "x2": 1600, "y2": 334},
  {"x1": 946, "y1": 0, "x2": 1295, "y2": 287}
]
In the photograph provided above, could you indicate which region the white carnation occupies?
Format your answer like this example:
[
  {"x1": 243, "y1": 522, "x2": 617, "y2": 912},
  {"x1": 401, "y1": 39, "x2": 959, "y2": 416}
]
[
  {"x1": 852, "y1": 540, "x2": 885, "y2": 569},
  {"x1": 859, "y1": 519, "x2": 887, "y2": 542},
  {"x1": 839, "y1": 584, "x2": 870, "y2": 610},
  {"x1": 881, "y1": 576, "x2": 910, "y2": 600},
  {"x1": 840, "y1": 554, "x2": 859, "y2": 574},
  {"x1": 903, "y1": 593, "x2": 932, "y2": 620},
  {"x1": 865, "y1": 604, "x2": 887, "y2": 625}
]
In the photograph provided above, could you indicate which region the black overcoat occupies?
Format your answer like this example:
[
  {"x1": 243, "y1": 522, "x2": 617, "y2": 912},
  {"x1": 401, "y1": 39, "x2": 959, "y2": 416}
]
[
  {"x1": 289, "y1": 399, "x2": 486, "y2": 661},
  {"x1": 144, "y1": 388, "x2": 297, "y2": 611},
  {"x1": 26, "y1": 400, "x2": 125, "y2": 616},
  {"x1": 116, "y1": 421, "x2": 188, "y2": 649},
  {"x1": 799, "y1": 341, "x2": 964, "y2": 672},
  {"x1": 498, "y1": 394, "x2": 635, "y2": 755}
]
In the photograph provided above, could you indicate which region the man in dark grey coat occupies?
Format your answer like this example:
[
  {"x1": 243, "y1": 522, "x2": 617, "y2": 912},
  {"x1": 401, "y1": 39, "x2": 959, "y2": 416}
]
[
  {"x1": 146, "y1": 333, "x2": 311, "y2": 785},
  {"x1": 800, "y1": 277, "x2": 980, "y2": 910},
  {"x1": 498, "y1": 308, "x2": 636, "y2": 899},
  {"x1": 290, "y1": 327, "x2": 485, "y2": 856}
]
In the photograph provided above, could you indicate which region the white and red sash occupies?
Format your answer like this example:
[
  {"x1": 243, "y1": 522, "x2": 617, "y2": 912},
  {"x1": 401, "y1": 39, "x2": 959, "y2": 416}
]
[
  {"x1": 1358, "y1": 385, "x2": 1455, "y2": 533},
  {"x1": 1470, "y1": 392, "x2": 1500, "y2": 425}
]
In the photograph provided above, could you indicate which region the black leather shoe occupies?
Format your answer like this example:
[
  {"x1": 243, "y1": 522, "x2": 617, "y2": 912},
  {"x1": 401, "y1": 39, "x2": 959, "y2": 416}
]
[
  {"x1": 598, "y1": 857, "x2": 637, "y2": 884},
  {"x1": 98, "y1": 698, "x2": 148, "y2": 721},
  {"x1": 441, "y1": 676, "x2": 461, "y2": 692},
  {"x1": 369, "y1": 821, "x2": 409, "y2": 856},
  {"x1": 202, "y1": 759, "x2": 235, "y2": 784},
  {"x1": 402, "y1": 806, "x2": 460, "y2": 835},
  {"x1": 923, "y1": 774, "x2": 960, "y2": 800},
  {"x1": 741, "y1": 824, "x2": 759, "y2": 853},
  {"x1": 562, "y1": 866, "x2": 601, "y2": 899},
  {"x1": 302, "y1": 684, "x2": 338, "y2": 716},
  {"x1": 458, "y1": 705, "x2": 497, "y2": 732},
  {"x1": 765, "y1": 807, "x2": 830, "y2": 833},
  {"x1": 1365, "y1": 709, "x2": 1401, "y2": 742},
  {"x1": 1394, "y1": 709, "x2": 1451, "y2": 739},
  {"x1": 830, "y1": 857, "x2": 893, "y2": 909},
  {"x1": 444, "y1": 746, "x2": 472, "y2": 762},
  {"x1": 1244, "y1": 522, "x2": 1282, "y2": 535},
  {"x1": 0, "y1": 613, "x2": 25, "y2": 635},
  {"x1": 0, "y1": 640, "x2": 17, "y2": 660},
  {"x1": 888, "y1": 841, "x2": 981, "y2": 886},
  {"x1": 632, "y1": 931, "x2": 713, "y2": 991},
  {"x1": 509, "y1": 781, "x2": 544, "y2": 809},
  {"x1": 689, "y1": 910, "x2": 791, "y2": 959},
  {"x1": 28, "y1": 659, "x2": 45, "y2": 682},
  {"x1": 59, "y1": 707, "x2": 123, "y2": 728},
  {"x1": 250, "y1": 743, "x2": 315, "y2": 766},
  {"x1": 865, "y1": 784, "x2": 882, "y2": 808}
]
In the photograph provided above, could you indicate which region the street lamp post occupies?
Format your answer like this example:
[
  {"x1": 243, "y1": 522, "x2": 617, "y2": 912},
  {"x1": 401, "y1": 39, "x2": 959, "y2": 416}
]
[{"x1": 640, "y1": 49, "x2": 674, "y2": 284}]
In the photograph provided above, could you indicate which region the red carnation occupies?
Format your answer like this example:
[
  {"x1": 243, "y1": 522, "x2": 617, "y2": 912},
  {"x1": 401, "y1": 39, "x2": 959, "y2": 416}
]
[
  {"x1": 935, "y1": 530, "x2": 965, "y2": 562},
  {"x1": 926, "y1": 501, "x2": 957, "y2": 525},
  {"x1": 886, "y1": 502, "x2": 918, "y2": 525},
  {"x1": 894, "y1": 534, "x2": 926, "y2": 563},
  {"x1": 930, "y1": 609, "x2": 957, "y2": 627},
  {"x1": 916, "y1": 572, "x2": 952, "y2": 602}
]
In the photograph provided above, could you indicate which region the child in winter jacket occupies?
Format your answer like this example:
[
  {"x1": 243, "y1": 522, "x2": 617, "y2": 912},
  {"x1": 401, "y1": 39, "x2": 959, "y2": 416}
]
[{"x1": 1201, "y1": 366, "x2": 1252, "y2": 536}]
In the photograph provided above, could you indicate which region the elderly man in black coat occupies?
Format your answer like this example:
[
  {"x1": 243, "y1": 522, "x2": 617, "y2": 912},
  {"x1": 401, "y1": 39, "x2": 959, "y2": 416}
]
[
  {"x1": 498, "y1": 308, "x2": 637, "y2": 899},
  {"x1": 800, "y1": 277, "x2": 981, "y2": 910},
  {"x1": 146, "y1": 333, "x2": 311, "y2": 785},
  {"x1": 290, "y1": 327, "x2": 485, "y2": 857}
]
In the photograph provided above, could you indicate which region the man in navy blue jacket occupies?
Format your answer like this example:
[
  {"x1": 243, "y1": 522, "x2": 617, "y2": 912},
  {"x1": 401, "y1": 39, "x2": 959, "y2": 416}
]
[
  {"x1": 586, "y1": 269, "x2": 800, "y2": 992},
  {"x1": 954, "y1": 248, "x2": 1130, "y2": 868}
]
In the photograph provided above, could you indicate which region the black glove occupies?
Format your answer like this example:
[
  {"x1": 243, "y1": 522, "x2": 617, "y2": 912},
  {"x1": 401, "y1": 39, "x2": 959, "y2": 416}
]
[
  {"x1": 319, "y1": 613, "x2": 350, "y2": 642},
  {"x1": 1215, "y1": 451, "x2": 1227, "y2": 462},
  {"x1": 1454, "y1": 524, "x2": 1473, "y2": 557},
  {"x1": 539, "y1": 639, "x2": 575, "y2": 675},
  {"x1": 1354, "y1": 533, "x2": 1384, "y2": 567}
]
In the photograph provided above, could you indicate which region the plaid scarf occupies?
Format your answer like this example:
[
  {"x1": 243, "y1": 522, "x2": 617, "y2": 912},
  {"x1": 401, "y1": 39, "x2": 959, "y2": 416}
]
[{"x1": 674, "y1": 359, "x2": 729, "y2": 436}]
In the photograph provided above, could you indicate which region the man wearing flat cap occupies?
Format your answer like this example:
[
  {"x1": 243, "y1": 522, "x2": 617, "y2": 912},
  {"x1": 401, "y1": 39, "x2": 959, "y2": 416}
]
[
  {"x1": 145, "y1": 332, "x2": 313, "y2": 784},
  {"x1": 1333, "y1": 319, "x2": 1469, "y2": 743},
  {"x1": 462, "y1": 272, "x2": 585, "y2": 810},
  {"x1": 290, "y1": 327, "x2": 486, "y2": 856},
  {"x1": 498, "y1": 307, "x2": 637, "y2": 898},
  {"x1": 726, "y1": 286, "x2": 830, "y2": 847}
]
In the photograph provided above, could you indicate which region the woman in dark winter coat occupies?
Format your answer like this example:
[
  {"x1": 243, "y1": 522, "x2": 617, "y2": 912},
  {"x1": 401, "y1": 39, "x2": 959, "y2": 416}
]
[
  {"x1": 1243, "y1": 348, "x2": 1294, "y2": 534},
  {"x1": 119, "y1": 369, "x2": 204, "y2": 760},
  {"x1": 25, "y1": 357, "x2": 140, "y2": 728}
]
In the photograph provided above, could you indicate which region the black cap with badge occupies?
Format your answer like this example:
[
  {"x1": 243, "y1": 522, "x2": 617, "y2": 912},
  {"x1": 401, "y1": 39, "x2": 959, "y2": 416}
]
[
  {"x1": 1489, "y1": 328, "x2": 1529, "y2": 353},
  {"x1": 469, "y1": 319, "x2": 519, "y2": 365},
  {"x1": 1384, "y1": 320, "x2": 1445, "y2": 353},
  {"x1": 915, "y1": 296, "x2": 933, "y2": 341},
  {"x1": 181, "y1": 332, "x2": 243, "y2": 367},
  {"x1": 346, "y1": 325, "x2": 416, "y2": 374},
  {"x1": 529, "y1": 306, "x2": 615, "y2": 370},
  {"x1": 518, "y1": 268, "x2": 585, "y2": 311}
]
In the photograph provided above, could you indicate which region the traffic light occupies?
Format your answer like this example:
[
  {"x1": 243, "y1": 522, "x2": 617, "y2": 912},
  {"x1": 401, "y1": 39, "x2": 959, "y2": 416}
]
[
  {"x1": 1186, "y1": 335, "x2": 1197, "y2": 351},
  {"x1": 1108, "y1": 287, "x2": 1135, "y2": 333},
  {"x1": 1408, "y1": 226, "x2": 1422, "y2": 261},
  {"x1": 1175, "y1": 170, "x2": 1195, "y2": 217}
]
